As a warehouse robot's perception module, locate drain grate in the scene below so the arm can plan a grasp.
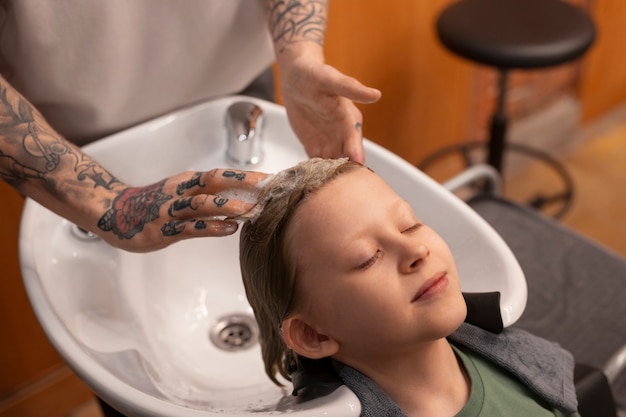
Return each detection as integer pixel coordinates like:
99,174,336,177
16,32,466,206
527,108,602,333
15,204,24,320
209,313,259,351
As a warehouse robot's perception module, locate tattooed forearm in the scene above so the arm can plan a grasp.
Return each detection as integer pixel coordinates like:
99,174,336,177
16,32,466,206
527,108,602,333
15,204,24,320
0,153,46,183
265,0,327,51
0,79,119,191
75,153,119,189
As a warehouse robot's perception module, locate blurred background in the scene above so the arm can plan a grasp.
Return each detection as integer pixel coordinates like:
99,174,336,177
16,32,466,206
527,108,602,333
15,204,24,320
320,0,626,256
1,0,624,416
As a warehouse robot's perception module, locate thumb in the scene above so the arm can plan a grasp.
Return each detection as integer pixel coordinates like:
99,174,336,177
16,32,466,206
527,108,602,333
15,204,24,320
326,67,382,104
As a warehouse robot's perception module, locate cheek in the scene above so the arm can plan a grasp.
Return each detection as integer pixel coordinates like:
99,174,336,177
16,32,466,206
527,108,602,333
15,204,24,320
431,236,458,271
327,284,406,333
302,280,378,337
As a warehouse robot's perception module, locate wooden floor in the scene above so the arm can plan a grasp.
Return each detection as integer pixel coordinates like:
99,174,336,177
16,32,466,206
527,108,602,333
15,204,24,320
66,400,102,417
506,101,626,258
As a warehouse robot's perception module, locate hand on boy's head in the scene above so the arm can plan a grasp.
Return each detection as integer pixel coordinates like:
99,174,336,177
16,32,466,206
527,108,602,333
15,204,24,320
96,168,270,252
201,168,270,193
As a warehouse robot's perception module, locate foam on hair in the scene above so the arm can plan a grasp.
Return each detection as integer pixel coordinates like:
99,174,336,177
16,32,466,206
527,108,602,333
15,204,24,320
232,157,351,222
218,173,275,213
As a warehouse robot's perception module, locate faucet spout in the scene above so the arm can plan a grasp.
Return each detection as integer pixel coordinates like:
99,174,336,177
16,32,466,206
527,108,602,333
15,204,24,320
225,101,264,166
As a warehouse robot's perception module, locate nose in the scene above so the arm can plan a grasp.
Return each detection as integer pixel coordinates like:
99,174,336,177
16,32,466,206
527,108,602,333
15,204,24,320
400,240,430,273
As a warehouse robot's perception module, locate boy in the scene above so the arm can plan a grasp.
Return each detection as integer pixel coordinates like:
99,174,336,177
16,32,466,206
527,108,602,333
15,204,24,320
239,158,579,416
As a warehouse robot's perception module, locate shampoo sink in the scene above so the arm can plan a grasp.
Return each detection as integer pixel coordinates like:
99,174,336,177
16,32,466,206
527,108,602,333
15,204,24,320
19,96,526,416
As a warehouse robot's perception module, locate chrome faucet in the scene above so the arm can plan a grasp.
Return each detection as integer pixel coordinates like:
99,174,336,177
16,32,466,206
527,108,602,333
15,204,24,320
225,101,264,166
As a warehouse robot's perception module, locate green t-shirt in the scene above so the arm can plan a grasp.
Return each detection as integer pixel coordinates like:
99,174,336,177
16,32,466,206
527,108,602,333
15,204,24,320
452,344,580,417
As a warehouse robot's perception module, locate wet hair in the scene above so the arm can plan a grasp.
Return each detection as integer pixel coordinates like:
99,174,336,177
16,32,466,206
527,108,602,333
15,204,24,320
239,158,363,385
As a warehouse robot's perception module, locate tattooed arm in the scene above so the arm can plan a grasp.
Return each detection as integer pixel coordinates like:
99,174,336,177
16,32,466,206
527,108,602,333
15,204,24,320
264,0,381,163
0,75,266,252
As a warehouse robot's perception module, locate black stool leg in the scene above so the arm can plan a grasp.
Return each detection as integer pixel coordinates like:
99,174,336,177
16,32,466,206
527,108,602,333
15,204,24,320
487,70,509,172
417,67,575,218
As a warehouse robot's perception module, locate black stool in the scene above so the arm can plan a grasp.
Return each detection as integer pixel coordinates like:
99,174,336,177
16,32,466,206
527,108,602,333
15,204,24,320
419,0,595,217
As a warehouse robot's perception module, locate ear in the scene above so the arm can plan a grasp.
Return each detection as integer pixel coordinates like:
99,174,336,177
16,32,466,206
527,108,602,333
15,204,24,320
281,315,339,359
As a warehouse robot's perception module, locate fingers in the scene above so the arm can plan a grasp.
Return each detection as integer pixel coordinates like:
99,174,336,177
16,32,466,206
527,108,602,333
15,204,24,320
169,169,269,198
324,66,382,104
159,194,254,241
304,128,364,163
291,99,367,163
343,128,366,164
160,192,253,236
340,79,382,104
165,193,255,220
203,169,269,192
160,219,240,239
142,170,265,245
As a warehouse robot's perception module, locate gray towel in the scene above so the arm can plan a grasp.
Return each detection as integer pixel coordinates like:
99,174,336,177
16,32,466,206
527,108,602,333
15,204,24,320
449,323,578,413
334,322,577,416
333,361,407,417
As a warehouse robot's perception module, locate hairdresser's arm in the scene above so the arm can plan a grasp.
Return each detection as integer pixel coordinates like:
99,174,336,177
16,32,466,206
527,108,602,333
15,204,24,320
264,0,381,164
0,75,266,252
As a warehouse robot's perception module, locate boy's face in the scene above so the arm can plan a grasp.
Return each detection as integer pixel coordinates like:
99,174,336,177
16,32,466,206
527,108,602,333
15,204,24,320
285,168,466,364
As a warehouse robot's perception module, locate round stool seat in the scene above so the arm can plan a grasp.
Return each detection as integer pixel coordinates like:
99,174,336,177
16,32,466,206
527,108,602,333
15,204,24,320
437,0,596,69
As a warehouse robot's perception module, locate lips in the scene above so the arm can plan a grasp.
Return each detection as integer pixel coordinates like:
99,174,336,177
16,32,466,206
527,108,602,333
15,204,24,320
412,272,448,302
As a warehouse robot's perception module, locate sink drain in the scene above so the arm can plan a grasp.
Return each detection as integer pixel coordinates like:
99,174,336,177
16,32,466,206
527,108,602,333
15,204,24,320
209,313,259,351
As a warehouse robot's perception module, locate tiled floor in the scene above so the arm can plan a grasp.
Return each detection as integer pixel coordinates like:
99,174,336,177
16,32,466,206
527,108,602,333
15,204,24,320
66,101,626,417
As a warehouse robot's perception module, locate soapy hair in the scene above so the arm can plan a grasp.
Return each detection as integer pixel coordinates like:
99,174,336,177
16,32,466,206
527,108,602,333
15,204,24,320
239,157,363,385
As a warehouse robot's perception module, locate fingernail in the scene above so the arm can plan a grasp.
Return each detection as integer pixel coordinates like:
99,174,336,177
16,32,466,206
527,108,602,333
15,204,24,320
223,221,239,234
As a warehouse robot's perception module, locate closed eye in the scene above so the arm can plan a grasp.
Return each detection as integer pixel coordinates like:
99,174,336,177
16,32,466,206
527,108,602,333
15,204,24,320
358,249,381,270
402,222,423,234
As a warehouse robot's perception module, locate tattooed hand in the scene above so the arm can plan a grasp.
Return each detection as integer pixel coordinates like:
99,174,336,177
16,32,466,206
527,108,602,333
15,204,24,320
96,169,268,252
265,0,381,163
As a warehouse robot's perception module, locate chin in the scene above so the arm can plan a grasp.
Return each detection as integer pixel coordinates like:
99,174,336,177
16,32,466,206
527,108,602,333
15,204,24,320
434,292,468,338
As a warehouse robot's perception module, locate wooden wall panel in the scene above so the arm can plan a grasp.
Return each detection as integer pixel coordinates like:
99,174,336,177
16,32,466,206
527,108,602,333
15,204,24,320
0,183,59,394
0,182,93,415
324,0,476,165
578,0,626,122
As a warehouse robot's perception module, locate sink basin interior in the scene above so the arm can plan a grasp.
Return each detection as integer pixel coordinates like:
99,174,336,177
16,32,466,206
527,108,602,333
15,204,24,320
19,96,525,416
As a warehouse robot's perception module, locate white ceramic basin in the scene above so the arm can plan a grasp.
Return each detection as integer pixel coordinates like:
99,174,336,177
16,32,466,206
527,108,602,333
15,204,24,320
19,96,526,417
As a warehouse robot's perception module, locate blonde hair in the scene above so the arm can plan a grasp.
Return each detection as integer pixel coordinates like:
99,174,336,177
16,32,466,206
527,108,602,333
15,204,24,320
239,158,363,385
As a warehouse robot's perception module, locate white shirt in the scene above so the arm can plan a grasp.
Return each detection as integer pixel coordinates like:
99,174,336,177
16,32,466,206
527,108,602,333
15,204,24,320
0,0,274,144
